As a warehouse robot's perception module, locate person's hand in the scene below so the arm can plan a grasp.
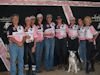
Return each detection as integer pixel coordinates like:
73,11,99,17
32,46,36,53
50,32,54,36
89,39,94,42
44,32,51,36
17,42,23,47
26,35,31,39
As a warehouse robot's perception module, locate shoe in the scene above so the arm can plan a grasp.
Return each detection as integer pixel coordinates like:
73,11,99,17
24,64,29,70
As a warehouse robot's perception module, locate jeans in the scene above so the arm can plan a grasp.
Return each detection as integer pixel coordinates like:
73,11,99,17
9,43,24,75
79,40,86,62
24,42,35,70
35,41,44,71
86,40,95,72
44,38,55,70
68,38,79,51
54,38,68,66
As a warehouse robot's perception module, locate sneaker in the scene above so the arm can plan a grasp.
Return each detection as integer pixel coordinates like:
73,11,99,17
25,64,29,70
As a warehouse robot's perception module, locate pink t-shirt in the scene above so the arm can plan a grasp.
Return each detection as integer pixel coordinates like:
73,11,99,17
12,26,25,42
78,26,86,40
25,25,38,43
36,25,44,42
32,25,38,39
67,25,78,38
55,24,68,39
85,25,98,40
44,22,55,38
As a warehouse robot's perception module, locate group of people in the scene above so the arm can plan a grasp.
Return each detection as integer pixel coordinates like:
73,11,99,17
7,13,99,75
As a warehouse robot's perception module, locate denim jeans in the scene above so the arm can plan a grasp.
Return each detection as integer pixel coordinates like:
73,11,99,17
9,43,24,75
35,41,44,71
86,40,95,72
44,38,55,70
54,38,68,66
24,42,35,70
79,40,86,62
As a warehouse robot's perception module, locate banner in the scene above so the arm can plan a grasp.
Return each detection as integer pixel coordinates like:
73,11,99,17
0,38,10,71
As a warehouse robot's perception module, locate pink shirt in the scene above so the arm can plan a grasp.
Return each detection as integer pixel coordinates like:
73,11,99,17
25,25,38,43
36,24,44,42
85,25,98,40
67,25,78,38
78,26,86,40
32,25,38,39
44,22,55,38
12,26,25,42
55,24,68,39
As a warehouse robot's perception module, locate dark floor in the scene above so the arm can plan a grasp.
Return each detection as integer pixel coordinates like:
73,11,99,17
0,63,100,75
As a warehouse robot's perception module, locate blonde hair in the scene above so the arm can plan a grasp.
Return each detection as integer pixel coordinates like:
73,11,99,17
84,16,92,25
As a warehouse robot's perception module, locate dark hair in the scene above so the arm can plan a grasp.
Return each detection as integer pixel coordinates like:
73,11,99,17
11,14,19,20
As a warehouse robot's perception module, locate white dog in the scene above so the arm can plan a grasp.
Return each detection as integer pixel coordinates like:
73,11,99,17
67,51,80,73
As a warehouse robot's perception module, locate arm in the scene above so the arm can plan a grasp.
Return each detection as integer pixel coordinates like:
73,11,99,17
91,26,99,41
89,26,99,42
93,33,99,41
9,37,18,44
31,38,36,53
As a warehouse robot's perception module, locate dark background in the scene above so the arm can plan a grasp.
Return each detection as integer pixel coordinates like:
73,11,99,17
0,6,67,71
70,6,100,31
0,5,100,71
0,5,67,44
0,5,67,25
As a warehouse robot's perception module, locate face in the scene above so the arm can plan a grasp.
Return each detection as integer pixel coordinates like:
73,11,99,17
31,19,35,25
57,19,62,24
12,16,19,25
46,16,52,23
25,19,31,27
38,17,43,23
78,19,83,26
84,18,91,26
70,19,75,25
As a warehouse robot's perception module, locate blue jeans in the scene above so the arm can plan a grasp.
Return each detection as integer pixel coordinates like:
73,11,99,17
35,41,44,71
44,38,55,70
24,42,35,70
79,40,86,62
9,43,24,75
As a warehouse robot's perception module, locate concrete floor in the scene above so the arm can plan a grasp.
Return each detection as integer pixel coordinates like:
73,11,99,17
0,63,100,75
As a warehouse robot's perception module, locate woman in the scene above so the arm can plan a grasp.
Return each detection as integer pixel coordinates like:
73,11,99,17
55,16,68,69
24,16,37,72
35,13,44,73
84,16,98,74
7,14,25,75
30,15,36,28
67,17,81,65
67,17,79,51
44,14,55,71
78,18,86,68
